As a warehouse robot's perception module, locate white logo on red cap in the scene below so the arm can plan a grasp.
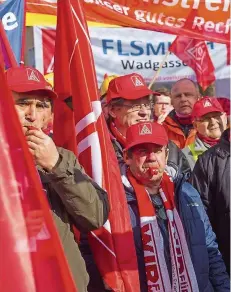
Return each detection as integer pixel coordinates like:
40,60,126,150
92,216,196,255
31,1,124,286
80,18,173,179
203,100,212,108
131,76,144,87
139,123,152,135
27,68,40,82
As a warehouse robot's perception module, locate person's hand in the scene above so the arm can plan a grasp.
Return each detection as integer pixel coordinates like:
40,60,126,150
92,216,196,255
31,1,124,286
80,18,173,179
25,210,44,237
26,127,59,172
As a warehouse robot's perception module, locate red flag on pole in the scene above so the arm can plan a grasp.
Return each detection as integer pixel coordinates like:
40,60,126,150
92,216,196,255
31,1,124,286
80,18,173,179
53,0,140,291
226,43,230,65
169,36,216,91
0,20,18,68
0,54,77,292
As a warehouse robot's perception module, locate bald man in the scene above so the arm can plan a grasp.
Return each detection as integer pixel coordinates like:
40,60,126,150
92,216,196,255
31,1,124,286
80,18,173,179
163,79,199,149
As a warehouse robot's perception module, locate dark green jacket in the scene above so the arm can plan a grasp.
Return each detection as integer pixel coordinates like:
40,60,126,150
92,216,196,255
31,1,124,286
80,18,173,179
38,147,109,292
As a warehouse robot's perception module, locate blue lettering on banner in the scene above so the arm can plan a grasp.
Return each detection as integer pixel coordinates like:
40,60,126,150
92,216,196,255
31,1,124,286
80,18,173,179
0,0,25,65
102,39,114,54
130,41,144,56
102,39,215,56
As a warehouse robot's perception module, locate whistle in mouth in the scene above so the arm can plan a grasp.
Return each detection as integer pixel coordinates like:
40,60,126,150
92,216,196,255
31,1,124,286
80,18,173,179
148,167,159,176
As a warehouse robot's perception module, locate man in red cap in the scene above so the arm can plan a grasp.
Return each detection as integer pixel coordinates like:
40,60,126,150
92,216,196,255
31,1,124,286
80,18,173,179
106,73,156,139
182,96,227,170
190,98,230,274
6,66,109,292
122,121,229,292
106,73,191,176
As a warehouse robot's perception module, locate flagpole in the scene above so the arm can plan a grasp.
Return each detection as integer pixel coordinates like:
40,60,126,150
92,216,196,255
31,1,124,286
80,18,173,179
148,50,170,89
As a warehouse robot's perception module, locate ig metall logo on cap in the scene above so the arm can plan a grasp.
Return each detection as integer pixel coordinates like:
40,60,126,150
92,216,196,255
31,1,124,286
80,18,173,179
139,123,152,135
203,99,212,108
27,68,40,82
131,75,144,87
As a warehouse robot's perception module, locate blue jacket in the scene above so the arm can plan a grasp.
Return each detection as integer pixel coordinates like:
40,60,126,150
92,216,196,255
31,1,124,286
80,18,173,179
122,171,229,292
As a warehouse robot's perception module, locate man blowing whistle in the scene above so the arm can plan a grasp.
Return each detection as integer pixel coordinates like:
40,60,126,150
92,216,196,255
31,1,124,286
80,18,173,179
5,66,109,292
121,121,229,292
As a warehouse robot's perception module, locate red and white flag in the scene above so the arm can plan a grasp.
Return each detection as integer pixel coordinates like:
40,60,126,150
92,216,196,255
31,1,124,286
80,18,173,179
53,0,139,291
0,53,77,291
226,43,230,65
169,36,216,91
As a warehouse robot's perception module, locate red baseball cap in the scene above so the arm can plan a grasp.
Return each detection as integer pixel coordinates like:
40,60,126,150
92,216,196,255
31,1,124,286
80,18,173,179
106,73,160,103
125,122,168,151
192,96,224,120
5,66,57,99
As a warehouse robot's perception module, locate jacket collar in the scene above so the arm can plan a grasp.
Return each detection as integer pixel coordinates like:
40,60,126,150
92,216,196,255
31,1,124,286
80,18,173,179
215,129,230,158
194,136,210,152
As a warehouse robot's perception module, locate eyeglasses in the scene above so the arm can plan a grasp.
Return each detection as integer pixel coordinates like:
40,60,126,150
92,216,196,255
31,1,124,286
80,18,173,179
122,103,152,111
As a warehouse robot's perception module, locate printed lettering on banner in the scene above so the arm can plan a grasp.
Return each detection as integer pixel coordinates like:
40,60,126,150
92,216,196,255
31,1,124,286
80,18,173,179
139,123,152,135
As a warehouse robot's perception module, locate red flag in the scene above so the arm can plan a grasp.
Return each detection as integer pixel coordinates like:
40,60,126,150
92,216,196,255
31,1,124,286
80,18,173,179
169,36,216,91
0,54,77,291
0,20,18,68
226,43,230,65
53,0,140,291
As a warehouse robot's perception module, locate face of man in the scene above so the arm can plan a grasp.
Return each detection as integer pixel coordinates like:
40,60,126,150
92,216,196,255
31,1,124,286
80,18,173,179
193,112,227,139
109,97,151,136
124,143,167,185
153,95,172,117
13,92,52,134
171,80,199,115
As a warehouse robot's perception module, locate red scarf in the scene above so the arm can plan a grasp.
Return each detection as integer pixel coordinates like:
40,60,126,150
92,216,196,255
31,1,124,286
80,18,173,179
197,132,219,147
109,121,126,147
127,170,199,292
175,112,193,125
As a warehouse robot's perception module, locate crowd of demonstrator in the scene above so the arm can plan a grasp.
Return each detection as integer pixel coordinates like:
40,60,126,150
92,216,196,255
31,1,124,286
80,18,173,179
6,66,230,292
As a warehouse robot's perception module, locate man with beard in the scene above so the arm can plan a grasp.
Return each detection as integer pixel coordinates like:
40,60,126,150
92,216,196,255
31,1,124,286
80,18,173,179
122,121,229,292
182,97,227,170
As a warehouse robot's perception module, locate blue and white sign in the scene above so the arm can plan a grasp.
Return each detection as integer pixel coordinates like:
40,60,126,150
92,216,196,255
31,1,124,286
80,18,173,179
89,27,230,97
0,0,25,64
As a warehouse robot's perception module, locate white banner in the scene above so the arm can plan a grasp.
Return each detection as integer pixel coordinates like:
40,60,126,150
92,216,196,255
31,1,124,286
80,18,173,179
89,27,230,84
33,26,230,96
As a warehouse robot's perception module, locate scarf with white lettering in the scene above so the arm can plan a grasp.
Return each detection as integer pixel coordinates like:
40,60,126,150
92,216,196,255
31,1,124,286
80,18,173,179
127,169,199,292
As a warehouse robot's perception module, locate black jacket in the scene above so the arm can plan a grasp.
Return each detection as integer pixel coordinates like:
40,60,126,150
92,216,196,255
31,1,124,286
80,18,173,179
191,129,230,274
